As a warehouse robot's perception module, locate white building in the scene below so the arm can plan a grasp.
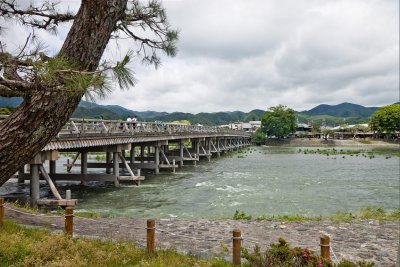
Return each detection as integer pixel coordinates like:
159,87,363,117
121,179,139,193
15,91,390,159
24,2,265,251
229,121,261,132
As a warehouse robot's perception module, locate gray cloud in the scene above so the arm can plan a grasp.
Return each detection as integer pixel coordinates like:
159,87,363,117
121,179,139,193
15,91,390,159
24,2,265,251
2,0,399,113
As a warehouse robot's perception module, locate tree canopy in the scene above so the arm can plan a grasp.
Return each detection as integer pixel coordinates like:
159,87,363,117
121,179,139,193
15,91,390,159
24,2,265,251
0,0,178,185
261,105,296,138
369,104,400,135
251,128,265,144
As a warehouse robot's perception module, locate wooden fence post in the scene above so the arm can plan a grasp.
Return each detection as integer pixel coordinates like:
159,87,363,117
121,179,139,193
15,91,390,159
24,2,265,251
147,219,155,253
320,234,330,261
64,207,74,237
232,229,241,266
0,198,4,228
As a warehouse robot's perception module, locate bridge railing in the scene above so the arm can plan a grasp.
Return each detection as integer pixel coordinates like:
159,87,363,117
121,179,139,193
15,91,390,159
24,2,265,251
0,115,249,137
58,118,249,137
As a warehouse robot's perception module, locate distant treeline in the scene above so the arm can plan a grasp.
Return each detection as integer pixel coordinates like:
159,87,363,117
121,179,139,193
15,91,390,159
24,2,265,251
0,97,389,126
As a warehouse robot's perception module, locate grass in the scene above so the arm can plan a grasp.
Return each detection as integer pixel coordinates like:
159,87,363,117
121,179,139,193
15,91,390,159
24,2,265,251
256,214,323,222
357,140,371,144
1,221,373,267
299,148,399,158
0,220,231,267
234,207,400,223
328,207,400,223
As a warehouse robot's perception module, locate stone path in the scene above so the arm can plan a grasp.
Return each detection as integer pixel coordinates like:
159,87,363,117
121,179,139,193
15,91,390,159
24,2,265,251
4,205,399,267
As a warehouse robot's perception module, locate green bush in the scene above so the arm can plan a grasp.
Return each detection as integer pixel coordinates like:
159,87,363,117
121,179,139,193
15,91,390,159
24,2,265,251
242,238,375,267
233,210,252,220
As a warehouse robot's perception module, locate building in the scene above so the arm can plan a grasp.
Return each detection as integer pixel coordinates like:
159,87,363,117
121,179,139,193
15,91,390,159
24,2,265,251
229,121,261,132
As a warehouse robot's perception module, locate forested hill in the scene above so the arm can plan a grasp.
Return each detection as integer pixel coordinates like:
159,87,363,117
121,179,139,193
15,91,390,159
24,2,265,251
302,102,378,117
0,97,393,126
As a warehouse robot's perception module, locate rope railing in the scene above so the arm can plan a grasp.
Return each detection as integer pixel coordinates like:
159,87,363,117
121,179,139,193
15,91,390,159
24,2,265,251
1,201,341,264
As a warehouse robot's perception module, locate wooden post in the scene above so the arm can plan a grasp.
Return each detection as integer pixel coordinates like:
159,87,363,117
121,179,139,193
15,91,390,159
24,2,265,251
320,234,330,261
66,190,71,200
232,229,241,266
146,219,155,253
64,207,73,237
0,198,4,228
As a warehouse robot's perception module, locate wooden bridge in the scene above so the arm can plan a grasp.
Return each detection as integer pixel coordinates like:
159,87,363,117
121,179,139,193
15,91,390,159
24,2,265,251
1,116,251,207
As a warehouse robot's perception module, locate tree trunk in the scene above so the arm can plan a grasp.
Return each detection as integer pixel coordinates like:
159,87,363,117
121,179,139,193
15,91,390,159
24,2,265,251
0,0,128,186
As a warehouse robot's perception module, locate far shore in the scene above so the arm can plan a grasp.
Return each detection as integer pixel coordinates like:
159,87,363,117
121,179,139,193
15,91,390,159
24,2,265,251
263,138,399,147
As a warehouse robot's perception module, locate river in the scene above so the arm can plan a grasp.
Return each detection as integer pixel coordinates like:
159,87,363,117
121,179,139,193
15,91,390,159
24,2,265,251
1,146,399,219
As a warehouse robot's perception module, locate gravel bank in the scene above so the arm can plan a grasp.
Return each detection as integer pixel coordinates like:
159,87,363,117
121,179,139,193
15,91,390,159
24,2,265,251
4,205,399,266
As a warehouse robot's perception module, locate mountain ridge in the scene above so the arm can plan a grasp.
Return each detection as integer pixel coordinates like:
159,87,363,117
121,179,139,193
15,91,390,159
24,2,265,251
0,97,395,126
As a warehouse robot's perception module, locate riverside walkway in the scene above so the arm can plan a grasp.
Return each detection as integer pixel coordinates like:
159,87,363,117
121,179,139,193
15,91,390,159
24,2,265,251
0,116,250,206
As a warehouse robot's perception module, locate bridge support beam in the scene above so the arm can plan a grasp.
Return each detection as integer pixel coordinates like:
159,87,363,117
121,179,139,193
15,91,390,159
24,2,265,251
217,139,221,157
18,166,25,184
195,140,200,166
140,146,145,163
30,164,40,207
155,145,160,174
106,152,112,174
81,152,88,185
29,153,42,207
130,145,135,164
207,139,211,162
113,152,120,187
179,141,184,167
49,160,56,175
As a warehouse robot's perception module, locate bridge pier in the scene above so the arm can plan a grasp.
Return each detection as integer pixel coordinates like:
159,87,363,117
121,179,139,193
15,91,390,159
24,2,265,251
140,146,145,163
216,138,221,157
30,163,40,207
106,152,112,174
130,145,135,164
155,145,160,174
49,160,56,175
18,166,25,184
179,141,184,167
113,152,120,187
81,152,88,185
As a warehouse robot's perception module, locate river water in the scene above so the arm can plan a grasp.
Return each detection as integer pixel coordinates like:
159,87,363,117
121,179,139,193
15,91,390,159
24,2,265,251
1,146,399,219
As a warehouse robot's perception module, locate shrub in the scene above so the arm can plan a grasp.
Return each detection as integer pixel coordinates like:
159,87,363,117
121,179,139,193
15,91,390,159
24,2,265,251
242,238,374,267
233,210,252,220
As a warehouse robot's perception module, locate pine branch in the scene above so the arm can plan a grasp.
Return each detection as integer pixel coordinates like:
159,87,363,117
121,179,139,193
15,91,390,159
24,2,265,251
0,79,37,94
0,84,24,97
0,0,75,30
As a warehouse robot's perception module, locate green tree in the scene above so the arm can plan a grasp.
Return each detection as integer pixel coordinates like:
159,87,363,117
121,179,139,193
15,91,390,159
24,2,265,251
0,0,178,185
369,104,400,138
261,105,296,138
251,128,265,145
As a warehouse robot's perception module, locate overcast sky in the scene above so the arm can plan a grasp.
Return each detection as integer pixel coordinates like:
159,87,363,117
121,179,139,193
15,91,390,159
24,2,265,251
3,0,399,113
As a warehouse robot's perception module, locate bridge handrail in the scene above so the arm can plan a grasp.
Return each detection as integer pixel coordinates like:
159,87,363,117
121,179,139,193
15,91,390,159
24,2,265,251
0,115,249,137
59,118,249,137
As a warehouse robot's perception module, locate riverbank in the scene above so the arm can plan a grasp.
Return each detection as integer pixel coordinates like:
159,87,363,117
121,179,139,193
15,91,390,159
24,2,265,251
4,205,399,266
264,138,399,147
